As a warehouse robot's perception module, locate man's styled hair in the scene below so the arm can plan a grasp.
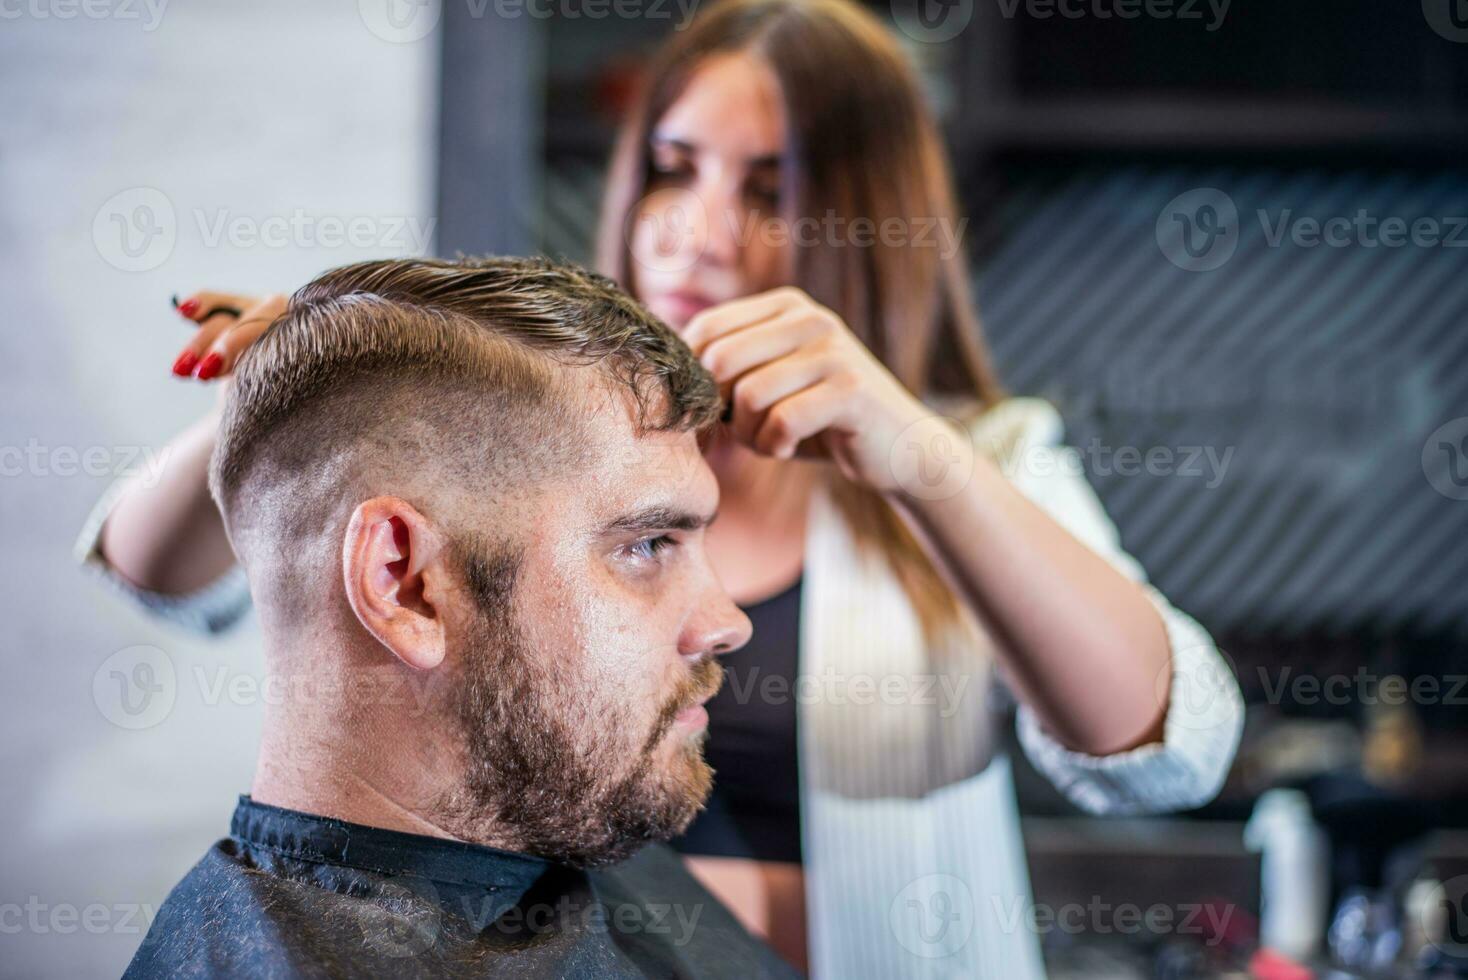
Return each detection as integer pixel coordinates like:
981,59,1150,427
209,255,722,615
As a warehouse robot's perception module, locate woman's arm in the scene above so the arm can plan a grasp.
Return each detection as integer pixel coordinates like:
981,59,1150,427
88,290,286,596
941,401,1243,812
98,408,235,594
889,421,1174,757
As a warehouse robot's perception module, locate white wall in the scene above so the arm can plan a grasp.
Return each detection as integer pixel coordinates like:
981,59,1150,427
0,2,435,974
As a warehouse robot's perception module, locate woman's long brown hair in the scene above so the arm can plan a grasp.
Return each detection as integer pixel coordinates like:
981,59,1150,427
597,0,1005,643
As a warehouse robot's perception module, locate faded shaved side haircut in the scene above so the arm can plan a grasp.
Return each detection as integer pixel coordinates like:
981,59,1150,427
208,255,722,618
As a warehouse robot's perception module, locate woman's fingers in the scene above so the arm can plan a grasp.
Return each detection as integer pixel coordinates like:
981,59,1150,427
197,294,287,380
699,310,828,388
170,292,286,380
688,287,865,459
172,290,257,376
681,285,806,356
728,350,833,448
752,380,849,460
175,290,255,324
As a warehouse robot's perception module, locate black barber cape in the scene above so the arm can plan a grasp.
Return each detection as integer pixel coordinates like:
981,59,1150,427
125,796,801,979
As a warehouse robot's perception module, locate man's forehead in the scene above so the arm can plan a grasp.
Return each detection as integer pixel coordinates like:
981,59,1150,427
554,378,715,518
594,426,717,514
575,382,705,466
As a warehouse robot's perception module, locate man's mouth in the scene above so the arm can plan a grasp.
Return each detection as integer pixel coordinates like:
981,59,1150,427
664,662,724,737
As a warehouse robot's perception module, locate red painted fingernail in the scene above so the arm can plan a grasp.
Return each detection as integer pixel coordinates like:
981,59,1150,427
171,351,199,377
194,352,223,380
178,298,201,318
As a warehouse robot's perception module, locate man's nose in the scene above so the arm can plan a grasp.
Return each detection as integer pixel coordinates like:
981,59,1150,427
682,590,753,659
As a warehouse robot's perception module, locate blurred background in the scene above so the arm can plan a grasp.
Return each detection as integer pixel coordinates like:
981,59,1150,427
2,0,1466,976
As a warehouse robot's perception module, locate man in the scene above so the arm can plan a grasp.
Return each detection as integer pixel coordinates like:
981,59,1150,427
125,257,796,978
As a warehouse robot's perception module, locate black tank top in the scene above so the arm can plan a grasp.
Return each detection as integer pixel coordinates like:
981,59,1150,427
672,575,804,864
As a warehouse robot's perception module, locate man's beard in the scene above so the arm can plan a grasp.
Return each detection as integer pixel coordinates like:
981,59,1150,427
441,540,723,868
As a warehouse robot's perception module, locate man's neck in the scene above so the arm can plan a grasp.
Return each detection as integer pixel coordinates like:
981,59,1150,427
250,707,498,846
252,767,459,840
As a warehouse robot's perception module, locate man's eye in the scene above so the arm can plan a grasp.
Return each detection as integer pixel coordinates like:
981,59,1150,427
626,535,677,563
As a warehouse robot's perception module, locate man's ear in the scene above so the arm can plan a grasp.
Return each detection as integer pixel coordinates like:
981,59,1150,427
341,497,449,671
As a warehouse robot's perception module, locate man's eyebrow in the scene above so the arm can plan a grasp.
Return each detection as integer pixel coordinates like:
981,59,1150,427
601,507,717,535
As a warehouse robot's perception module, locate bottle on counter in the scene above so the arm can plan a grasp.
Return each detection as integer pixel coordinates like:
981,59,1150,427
1245,788,1331,962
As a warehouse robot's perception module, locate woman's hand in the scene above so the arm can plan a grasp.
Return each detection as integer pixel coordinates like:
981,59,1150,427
682,286,954,494
99,286,286,594
171,291,288,382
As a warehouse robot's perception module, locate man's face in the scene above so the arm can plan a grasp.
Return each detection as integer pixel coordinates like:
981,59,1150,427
444,393,750,867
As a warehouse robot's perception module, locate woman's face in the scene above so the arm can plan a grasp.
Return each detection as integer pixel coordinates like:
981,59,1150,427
629,52,790,332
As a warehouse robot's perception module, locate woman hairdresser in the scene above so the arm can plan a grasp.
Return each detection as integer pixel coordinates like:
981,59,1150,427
79,0,1244,974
